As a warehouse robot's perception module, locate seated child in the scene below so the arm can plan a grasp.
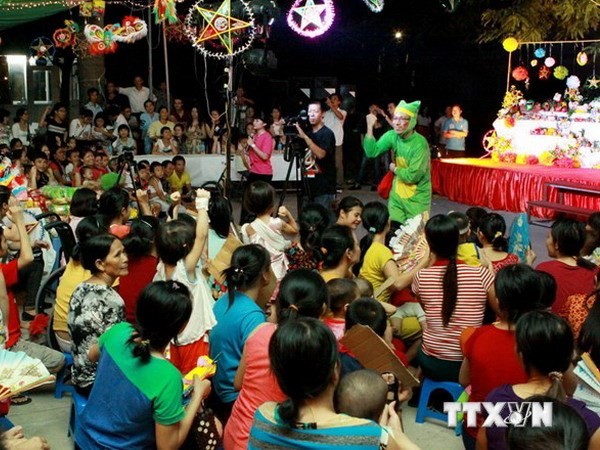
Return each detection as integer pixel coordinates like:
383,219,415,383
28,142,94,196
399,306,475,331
28,151,57,189
448,211,480,266
241,181,297,282
324,279,360,340
335,369,388,422
148,161,170,215
355,277,374,297
64,149,80,185
340,297,408,376
168,155,191,196
93,150,110,178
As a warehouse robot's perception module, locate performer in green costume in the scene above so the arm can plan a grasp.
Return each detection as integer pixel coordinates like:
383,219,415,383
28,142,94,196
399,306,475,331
363,100,431,224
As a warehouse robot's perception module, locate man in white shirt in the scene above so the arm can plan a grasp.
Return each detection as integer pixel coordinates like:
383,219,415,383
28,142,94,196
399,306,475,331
118,76,157,115
68,109,93,140
323,93,347,188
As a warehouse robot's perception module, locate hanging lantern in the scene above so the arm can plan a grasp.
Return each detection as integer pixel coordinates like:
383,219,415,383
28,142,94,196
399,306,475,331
534,47,545,58
530,59,538,67
577,51,588,66
544,57,555,67
539,65,550,80
502,37,518,52
553,65,569,80
512,66,529,81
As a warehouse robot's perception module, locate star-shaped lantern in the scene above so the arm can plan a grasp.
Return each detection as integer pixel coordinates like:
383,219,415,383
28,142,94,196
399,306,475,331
588,76,600,89
287,0,334,38
538,65,550,80
362,0,384,13
185,0,255,58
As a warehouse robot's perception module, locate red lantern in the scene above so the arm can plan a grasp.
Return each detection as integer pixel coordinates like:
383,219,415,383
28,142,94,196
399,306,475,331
511,66,529,81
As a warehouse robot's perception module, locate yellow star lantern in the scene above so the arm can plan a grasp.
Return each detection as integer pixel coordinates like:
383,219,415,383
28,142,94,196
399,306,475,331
185,0,255,59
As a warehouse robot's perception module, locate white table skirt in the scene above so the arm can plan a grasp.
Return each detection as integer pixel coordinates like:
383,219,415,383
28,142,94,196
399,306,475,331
134,153,298,186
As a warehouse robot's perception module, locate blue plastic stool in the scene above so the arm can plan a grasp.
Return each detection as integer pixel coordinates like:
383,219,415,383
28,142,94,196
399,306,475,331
68,392,87,439
415,378,465,436
54,352,75,399
0,416,14,431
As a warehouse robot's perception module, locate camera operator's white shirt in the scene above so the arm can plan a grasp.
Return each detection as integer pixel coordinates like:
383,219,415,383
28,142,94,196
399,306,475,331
324,109,346,146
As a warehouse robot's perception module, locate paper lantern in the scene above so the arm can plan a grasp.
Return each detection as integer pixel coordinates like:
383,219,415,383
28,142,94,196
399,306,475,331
287,0,335,38
553,65,569,80
530,59,538,67
566,75,580,89
511,66,529,81
539,65,550,80
534,47,545,58
502,37,518,52
544,57,555,67
577,51,588,66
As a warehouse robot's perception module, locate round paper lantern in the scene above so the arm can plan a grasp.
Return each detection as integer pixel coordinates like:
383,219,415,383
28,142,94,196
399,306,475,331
512,66,529,81
530,59,538,67
544,57,555,67
502,37,518,52
554,65,569,80
577,51,588,66
534,47,546,58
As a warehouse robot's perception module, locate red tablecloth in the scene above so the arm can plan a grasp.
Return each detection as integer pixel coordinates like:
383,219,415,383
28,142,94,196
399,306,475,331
431,158,600,218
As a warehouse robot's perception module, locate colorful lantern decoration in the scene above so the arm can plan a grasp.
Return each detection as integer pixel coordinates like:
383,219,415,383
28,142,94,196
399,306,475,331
362,0,383,13
29,37,55,64
511,66,529,81
553,65,569,80
84,24,119,55
165,17,189,43
53,20,80,49
577,51,588,66
154,0,178,24
287,0,335,38
114,16,148,43
530,59,538,67
587,76,600,89
539,65,551,80
566,75,580,90
544,57,555,67
185,0,255,59
502,37,518,52
534,47,545,58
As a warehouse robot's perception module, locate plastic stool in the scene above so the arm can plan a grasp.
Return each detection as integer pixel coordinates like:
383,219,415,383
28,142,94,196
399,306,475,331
0,416,14,431
415,378,465,436
68,392,87,438
54,353,75,399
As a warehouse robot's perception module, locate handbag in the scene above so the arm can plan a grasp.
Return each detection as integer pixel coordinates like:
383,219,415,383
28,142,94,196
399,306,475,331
181,407,222,450
377,171,394,200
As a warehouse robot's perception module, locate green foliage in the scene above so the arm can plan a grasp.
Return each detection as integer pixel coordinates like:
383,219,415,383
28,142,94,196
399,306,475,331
478,0,600,43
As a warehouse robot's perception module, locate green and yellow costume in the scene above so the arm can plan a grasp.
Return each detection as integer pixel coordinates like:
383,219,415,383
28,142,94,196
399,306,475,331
363,100,431,224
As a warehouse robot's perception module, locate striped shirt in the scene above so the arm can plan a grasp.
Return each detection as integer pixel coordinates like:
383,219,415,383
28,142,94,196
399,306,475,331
413,261,494,361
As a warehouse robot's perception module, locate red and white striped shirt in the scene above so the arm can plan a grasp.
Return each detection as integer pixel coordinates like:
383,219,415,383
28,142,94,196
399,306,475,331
412,261,494,361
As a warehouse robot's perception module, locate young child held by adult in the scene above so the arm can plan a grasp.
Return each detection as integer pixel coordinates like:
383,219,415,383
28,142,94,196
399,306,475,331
154,189,216,374
448,211,480,266
241,181,297,282
335,369,388,422
324,278,360,340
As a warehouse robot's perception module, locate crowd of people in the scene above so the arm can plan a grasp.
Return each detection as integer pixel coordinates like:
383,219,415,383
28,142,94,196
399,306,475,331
0,86,598,450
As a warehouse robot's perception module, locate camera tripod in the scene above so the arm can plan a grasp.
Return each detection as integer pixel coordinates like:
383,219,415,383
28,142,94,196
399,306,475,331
276,139,312,216
115,154,141,210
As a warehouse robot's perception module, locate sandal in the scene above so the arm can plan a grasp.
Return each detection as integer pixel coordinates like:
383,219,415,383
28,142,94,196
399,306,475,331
11,395,32,406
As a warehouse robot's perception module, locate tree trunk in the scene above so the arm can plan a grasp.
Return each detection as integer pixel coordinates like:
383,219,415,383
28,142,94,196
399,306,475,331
77,12,105,107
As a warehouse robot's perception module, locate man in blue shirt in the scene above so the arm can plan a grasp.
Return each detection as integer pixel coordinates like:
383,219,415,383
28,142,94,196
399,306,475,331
140,100,158,154
442,104,468,157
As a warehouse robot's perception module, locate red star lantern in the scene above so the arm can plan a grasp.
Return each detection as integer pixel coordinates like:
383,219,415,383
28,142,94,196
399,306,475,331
539,65,550,80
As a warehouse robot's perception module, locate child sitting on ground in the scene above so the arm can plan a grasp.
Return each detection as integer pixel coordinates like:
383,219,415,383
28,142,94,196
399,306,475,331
448,211,480,266
324,279,360,340
335,369,388,422
240,181,297,282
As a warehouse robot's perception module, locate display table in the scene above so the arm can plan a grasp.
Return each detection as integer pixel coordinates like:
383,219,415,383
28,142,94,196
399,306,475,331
133,153,297,186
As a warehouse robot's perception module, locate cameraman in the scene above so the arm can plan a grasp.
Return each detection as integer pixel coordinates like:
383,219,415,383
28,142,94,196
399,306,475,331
295,99,336,213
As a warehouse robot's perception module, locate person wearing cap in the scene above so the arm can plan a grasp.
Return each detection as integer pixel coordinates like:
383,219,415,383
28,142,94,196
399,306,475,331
363,100,431,225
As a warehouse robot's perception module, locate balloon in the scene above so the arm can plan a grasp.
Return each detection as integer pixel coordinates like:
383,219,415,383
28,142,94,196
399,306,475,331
502,37,519,52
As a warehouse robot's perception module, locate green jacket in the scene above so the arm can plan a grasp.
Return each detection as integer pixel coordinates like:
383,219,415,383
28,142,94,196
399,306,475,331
364,130,431,223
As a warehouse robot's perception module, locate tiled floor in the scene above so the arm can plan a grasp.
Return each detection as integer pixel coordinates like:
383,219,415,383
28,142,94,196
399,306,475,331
5,187,552,450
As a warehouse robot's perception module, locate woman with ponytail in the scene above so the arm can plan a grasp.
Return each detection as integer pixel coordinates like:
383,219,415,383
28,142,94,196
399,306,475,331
119,216,159,323
537,219,598,317
224,269,328,449
248,317,418,449
477,213,521,272
319,224,361,282
286,203,331,271
209,244,275,423
481,311,600,450
413,214,495,382
358,201,428,313
76,281,213,450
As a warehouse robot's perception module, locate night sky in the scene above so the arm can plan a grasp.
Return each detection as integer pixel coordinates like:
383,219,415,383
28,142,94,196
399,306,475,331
0,0,579,153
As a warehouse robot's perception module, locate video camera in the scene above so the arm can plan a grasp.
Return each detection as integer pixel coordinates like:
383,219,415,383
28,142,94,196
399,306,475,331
283,110,310,137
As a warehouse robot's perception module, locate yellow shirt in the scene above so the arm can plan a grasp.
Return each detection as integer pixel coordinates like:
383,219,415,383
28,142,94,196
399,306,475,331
53,261,90,333
359,242,394,303
457,242,481,266
169,171,191,192
148,120,175,140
